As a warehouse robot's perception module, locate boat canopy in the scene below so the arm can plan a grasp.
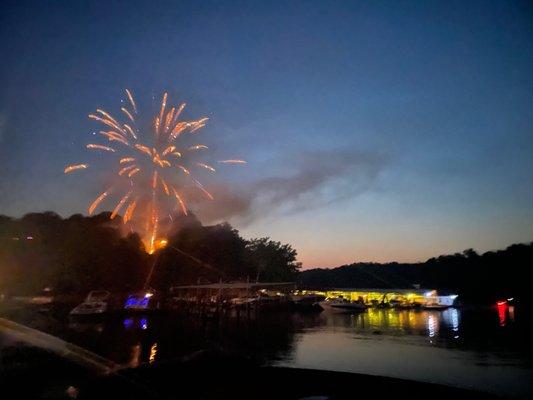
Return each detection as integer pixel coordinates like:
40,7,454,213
171,282,295,290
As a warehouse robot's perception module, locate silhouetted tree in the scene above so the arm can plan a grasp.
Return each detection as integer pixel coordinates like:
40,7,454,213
246,238,301,282
0,212,147,296
0,212,303,296
153,221,252,289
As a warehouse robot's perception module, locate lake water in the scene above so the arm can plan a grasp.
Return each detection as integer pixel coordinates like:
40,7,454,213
4,304,532,397
272,308,533,397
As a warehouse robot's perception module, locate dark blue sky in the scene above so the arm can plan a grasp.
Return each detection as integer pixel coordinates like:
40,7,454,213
1,0,532,267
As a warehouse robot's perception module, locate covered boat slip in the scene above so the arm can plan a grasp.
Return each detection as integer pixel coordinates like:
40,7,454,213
169,282,296,303
168,283,457,308
299,288,458,308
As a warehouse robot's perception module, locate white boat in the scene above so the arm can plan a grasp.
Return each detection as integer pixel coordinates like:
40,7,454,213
324,298,368,312
69,290,110,316
230,297,257,306
423,294,458,310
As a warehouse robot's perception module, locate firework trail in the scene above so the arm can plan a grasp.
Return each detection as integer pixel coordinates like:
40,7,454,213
65,90,245,254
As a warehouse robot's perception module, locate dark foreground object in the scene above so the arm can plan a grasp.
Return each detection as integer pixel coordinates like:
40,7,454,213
80,353,501,400
0,316,502,400
1,346,503,400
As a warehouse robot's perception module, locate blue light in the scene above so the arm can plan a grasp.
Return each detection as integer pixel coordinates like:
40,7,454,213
124,294,150,309
123,317,134,329
451,308,459,332
140,318,148,330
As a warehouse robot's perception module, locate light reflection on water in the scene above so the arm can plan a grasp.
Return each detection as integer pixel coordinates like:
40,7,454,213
62,306,532,397
321,308,461,341
273,307,532,397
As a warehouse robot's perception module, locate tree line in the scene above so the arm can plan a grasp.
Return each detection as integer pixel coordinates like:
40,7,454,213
2,211,530,305
0,212,301,296
299,244,533,304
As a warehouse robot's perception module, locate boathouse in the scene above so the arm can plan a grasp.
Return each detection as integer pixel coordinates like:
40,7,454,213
299,288,457,307
169,282,295,303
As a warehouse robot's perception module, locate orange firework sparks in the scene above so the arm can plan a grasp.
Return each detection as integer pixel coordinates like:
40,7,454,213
174,103,186,122
123,198,138,223
152,171,158,189
157,92,168,135
65,89,245,253
87,144,116,152
196,162,216,172
194,179,214,200
160,178,170,195
125,89,137,113
170,121,189,139
99,131,129,146
121,107,135,123
162,145,176,156
64,164,88,174
128,167,141,178
177,165,190,175
172,187,188,216
88,190,110,215
118,164,137,176
135,144,152,156
123,124,137,140
89,114,125,134
163,107,174,133
111,190,132,219
96,109,120,126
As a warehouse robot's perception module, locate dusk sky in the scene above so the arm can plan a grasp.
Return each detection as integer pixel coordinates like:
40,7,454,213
1,0,532,268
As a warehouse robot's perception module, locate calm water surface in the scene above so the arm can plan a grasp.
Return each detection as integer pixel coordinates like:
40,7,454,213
9,305,532,397
272,308,533,397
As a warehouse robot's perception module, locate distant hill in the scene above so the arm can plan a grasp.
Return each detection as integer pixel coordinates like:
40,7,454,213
298,243,533,304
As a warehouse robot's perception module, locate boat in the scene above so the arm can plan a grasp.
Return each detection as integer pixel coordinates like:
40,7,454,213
423,294,458,310
290,294,325,311
324,298,368,312
256,294,287,309
124,289,160,312
230,297,257,306
69,290,110,316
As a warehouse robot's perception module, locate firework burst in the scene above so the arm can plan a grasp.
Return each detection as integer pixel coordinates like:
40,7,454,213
65,90,246,254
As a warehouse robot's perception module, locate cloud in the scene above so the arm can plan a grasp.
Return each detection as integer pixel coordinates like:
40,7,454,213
194,148,390,225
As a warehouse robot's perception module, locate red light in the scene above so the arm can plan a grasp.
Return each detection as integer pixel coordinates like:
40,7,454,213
497,301,508,326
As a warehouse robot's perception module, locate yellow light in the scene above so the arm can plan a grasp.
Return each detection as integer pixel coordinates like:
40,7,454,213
149,343,158,364
149,238,168,254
